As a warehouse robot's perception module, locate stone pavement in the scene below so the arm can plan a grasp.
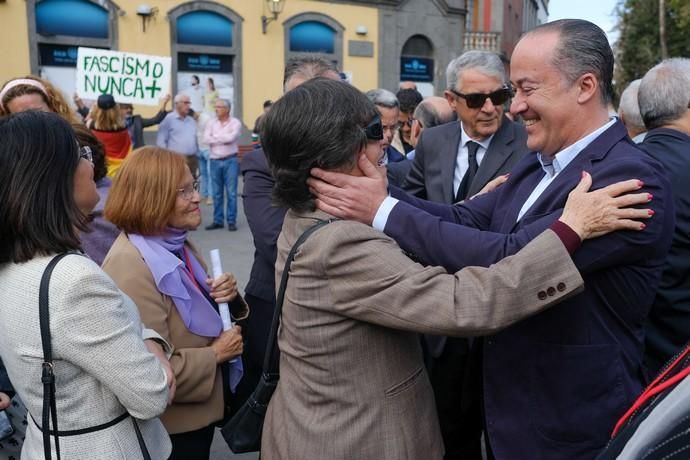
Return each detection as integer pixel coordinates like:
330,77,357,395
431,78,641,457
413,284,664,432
191,181,260,460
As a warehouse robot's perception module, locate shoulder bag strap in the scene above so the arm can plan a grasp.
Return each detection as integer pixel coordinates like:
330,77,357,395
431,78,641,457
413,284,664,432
39,253,72,460
39,253,151,460
261,218,337,374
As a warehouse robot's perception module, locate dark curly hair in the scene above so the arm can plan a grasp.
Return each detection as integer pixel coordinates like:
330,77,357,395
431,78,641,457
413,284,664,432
261,78,377,212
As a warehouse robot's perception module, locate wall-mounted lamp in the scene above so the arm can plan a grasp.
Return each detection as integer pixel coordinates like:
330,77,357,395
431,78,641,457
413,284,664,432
261,0,286,34
355,25,368,36
136,4,158,33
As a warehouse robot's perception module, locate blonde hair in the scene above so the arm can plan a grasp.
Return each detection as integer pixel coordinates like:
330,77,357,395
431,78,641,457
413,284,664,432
0,75,81,124
105,147,187,235
91,103,125,131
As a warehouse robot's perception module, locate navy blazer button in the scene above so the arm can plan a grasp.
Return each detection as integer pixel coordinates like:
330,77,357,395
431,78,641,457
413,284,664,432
547,287,556,296
538,290,547,300
557,282,566,292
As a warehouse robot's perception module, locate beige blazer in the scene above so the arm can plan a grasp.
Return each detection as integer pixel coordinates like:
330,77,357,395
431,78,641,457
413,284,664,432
261,210,584,460
102,233,248,434
0,254,170,460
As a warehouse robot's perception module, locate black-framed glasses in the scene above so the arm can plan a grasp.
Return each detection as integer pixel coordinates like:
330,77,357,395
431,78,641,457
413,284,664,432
78,145,93,163
363,114,384,141
449,86,513,109
177,180,200,200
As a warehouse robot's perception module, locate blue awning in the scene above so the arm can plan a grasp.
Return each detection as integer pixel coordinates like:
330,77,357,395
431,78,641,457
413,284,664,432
36,0,109,39
177,11,233,47
289,21,335,54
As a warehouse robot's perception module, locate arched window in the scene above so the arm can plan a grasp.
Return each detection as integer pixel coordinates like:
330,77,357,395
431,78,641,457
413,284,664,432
289,21,335,54
36,0,108,39
177,10,233,47
402,35,434,58
168,2,243,120
27,0,118,101
400,35,435,83
283,13,344,67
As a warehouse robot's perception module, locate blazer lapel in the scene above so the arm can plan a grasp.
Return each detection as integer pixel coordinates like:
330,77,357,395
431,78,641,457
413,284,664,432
508,120,627,231
469,116,515,197
442,124,463,203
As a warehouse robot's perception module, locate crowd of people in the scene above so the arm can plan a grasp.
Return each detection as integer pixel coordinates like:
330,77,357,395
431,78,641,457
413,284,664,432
0,16,689,460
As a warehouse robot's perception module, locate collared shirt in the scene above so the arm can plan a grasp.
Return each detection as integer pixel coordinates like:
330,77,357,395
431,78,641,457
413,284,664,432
156,112,197,156
372,117,617,233
516,118,616,221
453,123,494,197
203,116,242,160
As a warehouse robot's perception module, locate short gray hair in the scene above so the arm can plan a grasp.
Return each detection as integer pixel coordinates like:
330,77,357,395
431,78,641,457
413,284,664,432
366,88,399,109
216,98,231,109
639,58,690,130
413,98,456,129
618,79,644,132
174,93,189,104
446,51,506,91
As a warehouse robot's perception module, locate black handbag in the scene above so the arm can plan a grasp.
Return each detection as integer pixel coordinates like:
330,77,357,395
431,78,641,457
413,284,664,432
221,218,335,453
37,253,152,460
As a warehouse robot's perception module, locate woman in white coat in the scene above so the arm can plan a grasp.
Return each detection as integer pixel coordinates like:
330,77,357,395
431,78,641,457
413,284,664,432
0,111,172,459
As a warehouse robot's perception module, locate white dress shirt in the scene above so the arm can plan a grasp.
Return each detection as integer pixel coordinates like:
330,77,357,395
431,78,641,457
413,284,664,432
453,124,493,197
515,118,616,221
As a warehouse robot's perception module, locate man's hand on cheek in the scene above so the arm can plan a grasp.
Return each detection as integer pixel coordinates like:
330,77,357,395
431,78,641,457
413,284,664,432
307,154,388,225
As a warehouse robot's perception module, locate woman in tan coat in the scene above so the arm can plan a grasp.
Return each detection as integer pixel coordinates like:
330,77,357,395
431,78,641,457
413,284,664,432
258,78,654,459
102,147,247,460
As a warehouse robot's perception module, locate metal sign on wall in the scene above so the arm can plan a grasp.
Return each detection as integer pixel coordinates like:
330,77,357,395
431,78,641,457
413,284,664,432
400,57,434,82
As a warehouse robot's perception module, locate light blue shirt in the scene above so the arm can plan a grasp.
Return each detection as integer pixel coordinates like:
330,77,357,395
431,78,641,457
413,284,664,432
515,118,616,221
156,112,198,156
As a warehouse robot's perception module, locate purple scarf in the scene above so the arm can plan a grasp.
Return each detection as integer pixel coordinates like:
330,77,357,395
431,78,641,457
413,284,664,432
129,228,223,338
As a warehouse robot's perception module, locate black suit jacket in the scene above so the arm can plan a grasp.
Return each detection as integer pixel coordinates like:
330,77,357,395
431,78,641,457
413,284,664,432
240,148,286,303
129,110,168,148
642,127,690,375
402,116,529,203
387,159,412,188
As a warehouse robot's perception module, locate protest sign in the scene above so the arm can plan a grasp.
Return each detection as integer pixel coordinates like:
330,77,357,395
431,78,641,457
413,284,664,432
76,47,171,106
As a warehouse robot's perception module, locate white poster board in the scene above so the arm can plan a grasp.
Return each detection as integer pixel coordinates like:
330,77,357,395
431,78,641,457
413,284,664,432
76,47,171,106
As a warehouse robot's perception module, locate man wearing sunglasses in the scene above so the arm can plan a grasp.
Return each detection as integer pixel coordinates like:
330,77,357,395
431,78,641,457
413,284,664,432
402,51,529,208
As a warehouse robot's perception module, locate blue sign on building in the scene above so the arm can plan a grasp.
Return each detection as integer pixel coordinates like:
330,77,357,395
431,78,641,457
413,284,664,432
39,44,87,67
178,52,232,72
400,57,434,82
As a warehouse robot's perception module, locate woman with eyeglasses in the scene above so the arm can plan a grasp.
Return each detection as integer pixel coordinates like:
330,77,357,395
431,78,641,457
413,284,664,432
101,147,247,460
0,111,172,459
257,78,654,459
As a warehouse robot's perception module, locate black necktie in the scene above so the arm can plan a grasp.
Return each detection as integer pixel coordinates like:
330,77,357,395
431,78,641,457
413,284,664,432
456,141,480,202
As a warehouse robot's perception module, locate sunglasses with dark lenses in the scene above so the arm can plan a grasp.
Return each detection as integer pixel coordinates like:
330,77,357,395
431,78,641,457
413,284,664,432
363,114,384,141
449,86,513,109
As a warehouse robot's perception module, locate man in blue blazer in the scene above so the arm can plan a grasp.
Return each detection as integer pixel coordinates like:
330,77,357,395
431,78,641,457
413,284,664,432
308,20,675,459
